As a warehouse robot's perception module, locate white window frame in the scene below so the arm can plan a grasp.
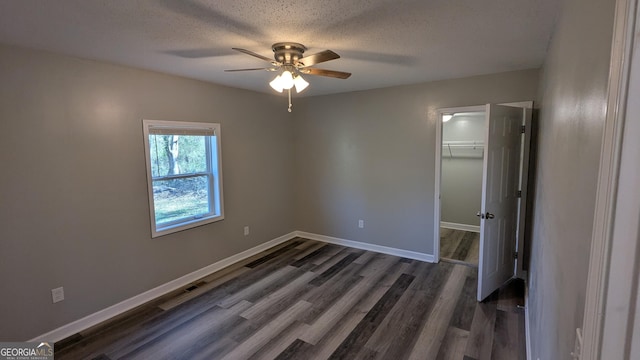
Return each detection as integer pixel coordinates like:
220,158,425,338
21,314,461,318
142,119,224,238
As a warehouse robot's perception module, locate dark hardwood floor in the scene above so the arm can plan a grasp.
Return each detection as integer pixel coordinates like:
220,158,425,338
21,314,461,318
55,238,525,360
440,228,480,266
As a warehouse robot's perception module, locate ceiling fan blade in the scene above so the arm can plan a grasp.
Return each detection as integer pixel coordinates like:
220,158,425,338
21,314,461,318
224,68,277,72
232,48,275,63
300,68,352,79
297,50,340,67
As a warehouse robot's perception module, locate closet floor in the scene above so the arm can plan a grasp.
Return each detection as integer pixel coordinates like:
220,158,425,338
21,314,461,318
440,228,480,266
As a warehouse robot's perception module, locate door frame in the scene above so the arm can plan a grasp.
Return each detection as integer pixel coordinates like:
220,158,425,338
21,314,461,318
434,101,533,279
506,101,534,279
582,0,638,357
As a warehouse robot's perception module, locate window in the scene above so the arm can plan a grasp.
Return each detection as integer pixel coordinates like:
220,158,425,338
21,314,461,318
142,120,224,237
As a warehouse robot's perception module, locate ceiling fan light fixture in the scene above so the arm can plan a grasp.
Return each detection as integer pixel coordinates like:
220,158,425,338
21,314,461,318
228,43,351,111
269,75,284,92
293,75,309,93
280,70,294,89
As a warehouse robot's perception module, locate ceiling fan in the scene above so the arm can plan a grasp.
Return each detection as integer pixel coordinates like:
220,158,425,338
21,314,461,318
225,42,351,112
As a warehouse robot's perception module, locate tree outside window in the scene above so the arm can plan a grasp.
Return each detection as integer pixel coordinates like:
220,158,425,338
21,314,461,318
143,120,224,237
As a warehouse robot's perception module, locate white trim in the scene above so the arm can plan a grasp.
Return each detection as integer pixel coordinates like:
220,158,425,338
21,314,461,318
525,283,532,360
501,101,534,109
296,231,436,263
502,101,534,279
29,231,298,343
440,221,481,233
517,106,532,279
581,0,637,358
434,111,443,262
597,0,640,358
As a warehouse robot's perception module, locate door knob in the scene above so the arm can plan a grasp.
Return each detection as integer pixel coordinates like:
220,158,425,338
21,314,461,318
476,211,484,219
485,212,495,219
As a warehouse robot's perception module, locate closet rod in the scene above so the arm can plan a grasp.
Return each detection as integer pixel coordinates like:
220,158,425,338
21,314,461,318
442,141,484,149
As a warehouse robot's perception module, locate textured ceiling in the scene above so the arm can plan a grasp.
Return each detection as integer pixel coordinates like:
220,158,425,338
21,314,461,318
0,0,558,96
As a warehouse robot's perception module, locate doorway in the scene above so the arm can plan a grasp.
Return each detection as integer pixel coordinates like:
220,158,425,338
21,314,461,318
439,110,486,267
434,102,533,301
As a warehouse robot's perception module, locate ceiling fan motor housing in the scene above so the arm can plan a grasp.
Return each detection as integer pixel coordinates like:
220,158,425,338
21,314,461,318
272,42,307,64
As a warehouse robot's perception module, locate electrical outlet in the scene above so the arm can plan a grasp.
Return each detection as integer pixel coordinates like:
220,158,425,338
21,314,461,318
51,287,64,303
244,226,250,236
358,220,364,228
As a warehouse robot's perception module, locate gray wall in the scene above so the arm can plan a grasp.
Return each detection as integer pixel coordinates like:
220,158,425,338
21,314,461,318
441,114,485,226
0,44,295,340
293,69,539,255
528,0,615,358
0,44,542,342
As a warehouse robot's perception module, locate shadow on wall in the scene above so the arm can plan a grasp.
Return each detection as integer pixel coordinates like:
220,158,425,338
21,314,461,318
523,107,540,272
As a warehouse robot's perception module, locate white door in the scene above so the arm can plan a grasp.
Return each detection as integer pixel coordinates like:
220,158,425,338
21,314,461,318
477,104,523,301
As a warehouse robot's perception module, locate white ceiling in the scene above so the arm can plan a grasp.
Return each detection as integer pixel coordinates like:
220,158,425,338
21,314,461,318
0,0,558,96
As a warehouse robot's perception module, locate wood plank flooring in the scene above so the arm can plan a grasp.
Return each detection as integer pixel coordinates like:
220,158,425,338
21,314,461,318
54,238,525,360
440,228,480,266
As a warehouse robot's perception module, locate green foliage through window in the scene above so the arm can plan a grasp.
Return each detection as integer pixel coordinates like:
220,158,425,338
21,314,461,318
149,135,208,177
143,120,224,237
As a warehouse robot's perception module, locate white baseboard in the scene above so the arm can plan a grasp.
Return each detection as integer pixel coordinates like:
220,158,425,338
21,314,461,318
525,282,532,360
30,231,298,343
440,221,480,233
296,231,436,263
31,230,436,343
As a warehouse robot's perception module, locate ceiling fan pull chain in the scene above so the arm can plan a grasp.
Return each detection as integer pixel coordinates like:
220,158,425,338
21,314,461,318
288,88,293,112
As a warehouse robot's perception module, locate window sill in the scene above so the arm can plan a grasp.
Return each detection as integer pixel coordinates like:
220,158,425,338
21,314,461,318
152,214,224,238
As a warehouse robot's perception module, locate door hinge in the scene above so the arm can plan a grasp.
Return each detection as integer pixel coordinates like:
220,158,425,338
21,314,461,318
521,125,526,134
513,251,518,259
517,190,522,198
